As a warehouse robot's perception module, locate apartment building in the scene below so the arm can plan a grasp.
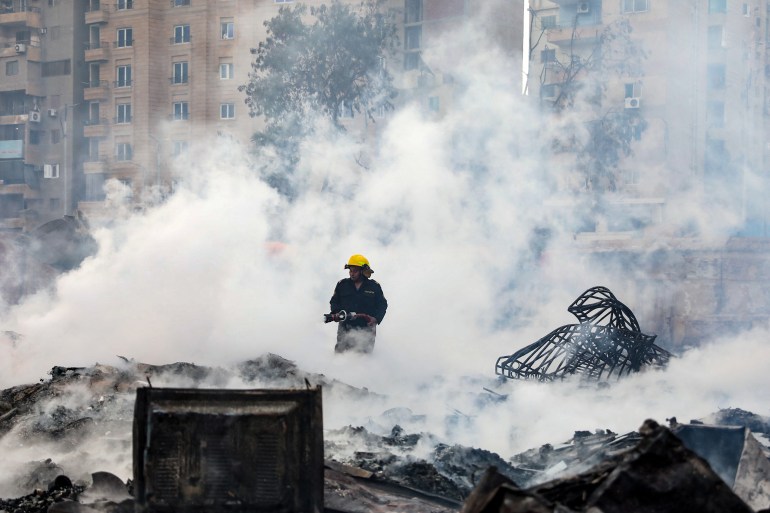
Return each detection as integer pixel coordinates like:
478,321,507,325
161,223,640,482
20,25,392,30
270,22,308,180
528,0,769,237
398,0,524,117
0,0,86,232
78,0,293,219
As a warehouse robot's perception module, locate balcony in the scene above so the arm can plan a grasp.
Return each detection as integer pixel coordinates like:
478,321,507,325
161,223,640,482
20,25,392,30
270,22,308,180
84,117,110,137
0,40,40,61
0,6,42,29
84,80,110,100
83,158,108,174
85,6,109,24
0,106,33,125
85,41,109,61
546,24,601,47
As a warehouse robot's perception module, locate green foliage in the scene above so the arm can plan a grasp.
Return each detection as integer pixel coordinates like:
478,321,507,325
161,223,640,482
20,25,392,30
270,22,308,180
239,0,399,128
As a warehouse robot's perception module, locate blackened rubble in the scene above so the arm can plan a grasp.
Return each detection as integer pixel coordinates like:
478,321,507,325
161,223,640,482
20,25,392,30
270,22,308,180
496,286,672,382
2,355,769,512
462,420,758,513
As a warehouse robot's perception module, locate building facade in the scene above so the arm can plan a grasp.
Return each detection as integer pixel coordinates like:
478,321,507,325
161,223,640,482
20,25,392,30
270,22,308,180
0,0,86,231
528,0,770,237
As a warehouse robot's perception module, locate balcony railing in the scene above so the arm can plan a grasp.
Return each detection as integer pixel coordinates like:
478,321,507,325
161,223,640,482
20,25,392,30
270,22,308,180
113,79,133,88
0,5,41,14
0,105,35,116
169,36,192,44
84,117,109,126
113,40,134,48
85,79,110,89
85,40,109,50
170,76,190,84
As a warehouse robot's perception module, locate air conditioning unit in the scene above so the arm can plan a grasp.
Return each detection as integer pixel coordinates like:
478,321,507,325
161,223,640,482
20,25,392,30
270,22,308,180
43,164,60,179
15,43,27,54
48,108,58,117
29,111,42,122
624,97,641,109
577,2,591,14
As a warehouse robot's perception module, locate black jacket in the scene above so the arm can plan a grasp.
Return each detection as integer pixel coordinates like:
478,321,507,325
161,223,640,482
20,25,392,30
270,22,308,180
330,278,388,328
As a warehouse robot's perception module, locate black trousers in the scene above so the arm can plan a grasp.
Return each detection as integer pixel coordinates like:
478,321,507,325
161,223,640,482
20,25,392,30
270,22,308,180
335,324,376,353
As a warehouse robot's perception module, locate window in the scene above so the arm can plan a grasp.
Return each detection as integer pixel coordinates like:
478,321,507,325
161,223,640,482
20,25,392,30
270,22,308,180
116,103,132,123
51,129,60,144
708,25,726,49
624,82,642,98
708,100,725,128
85,174,106,201
172,140,189,156
117,27,132,48
88,101,100,123
405,26,421,50
338,101,353,119
42,60,71,77
707,63,726,89
404,52,420,70
44,164,59,178
621,0,648,13
173,24,190,44
29,130,43,145
221,18,234,39
428,96,439,112
117,0,133,9
6,60,18,76
540,48,556,64
116,64,132,87
219,62,233,79
274,0,294,3
173,61,188,84
88,138,100,160
541,83,559,99
115,142,133,161
173,0,190,6
173,101,189,120
541,15,557,29
708,0,727,13
220,103,235,119
743,3,750,16
87,63,100,87
405,0,422,23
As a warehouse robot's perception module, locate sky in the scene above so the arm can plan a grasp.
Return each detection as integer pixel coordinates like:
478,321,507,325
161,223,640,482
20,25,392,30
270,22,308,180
1,0,770,496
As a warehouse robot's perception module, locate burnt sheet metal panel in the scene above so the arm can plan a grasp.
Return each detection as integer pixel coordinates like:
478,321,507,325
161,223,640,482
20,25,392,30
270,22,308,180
133,387,323,513
673,424,746,488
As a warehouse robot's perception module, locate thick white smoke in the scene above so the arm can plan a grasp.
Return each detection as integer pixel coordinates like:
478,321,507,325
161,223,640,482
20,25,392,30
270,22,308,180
1,0,769,496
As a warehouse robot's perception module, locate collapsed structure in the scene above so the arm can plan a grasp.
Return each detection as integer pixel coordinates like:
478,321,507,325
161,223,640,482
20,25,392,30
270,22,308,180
496,287,672,381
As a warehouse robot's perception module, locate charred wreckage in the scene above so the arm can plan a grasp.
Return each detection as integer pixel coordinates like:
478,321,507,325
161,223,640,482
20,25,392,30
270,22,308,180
1,289,769,512
496,287,672,382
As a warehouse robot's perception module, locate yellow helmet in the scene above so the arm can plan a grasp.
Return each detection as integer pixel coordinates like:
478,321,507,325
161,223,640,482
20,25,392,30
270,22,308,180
345,254,373,273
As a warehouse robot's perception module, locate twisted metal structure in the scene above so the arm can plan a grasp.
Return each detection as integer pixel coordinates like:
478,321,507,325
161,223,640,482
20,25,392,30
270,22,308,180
496,286,672,382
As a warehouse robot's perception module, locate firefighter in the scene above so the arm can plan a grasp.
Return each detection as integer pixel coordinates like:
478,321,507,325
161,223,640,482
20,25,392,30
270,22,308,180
328,254,388,353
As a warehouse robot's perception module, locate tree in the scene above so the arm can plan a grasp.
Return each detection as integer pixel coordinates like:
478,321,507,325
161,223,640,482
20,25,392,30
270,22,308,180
240,0,398,130
531,15,648,192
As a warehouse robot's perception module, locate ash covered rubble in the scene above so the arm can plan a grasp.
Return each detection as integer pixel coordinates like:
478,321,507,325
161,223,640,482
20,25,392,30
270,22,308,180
1,354,770,512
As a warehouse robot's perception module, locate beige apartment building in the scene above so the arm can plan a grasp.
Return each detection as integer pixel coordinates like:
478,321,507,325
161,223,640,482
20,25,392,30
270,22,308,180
528,0,769,237
527,0,770,346
2,0,524,229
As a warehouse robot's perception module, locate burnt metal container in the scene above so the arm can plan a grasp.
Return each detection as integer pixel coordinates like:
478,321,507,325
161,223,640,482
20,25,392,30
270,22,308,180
133,387,323,513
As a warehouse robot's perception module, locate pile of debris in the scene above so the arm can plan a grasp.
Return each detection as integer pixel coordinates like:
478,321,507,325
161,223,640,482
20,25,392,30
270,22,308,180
1,354,769,512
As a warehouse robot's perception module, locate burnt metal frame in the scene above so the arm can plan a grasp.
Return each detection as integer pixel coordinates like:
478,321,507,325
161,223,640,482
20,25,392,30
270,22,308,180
496,286,672,381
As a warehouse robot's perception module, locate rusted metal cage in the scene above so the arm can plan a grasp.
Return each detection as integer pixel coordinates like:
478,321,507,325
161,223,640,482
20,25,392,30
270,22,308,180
496,286,672,381
133,387,323,513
